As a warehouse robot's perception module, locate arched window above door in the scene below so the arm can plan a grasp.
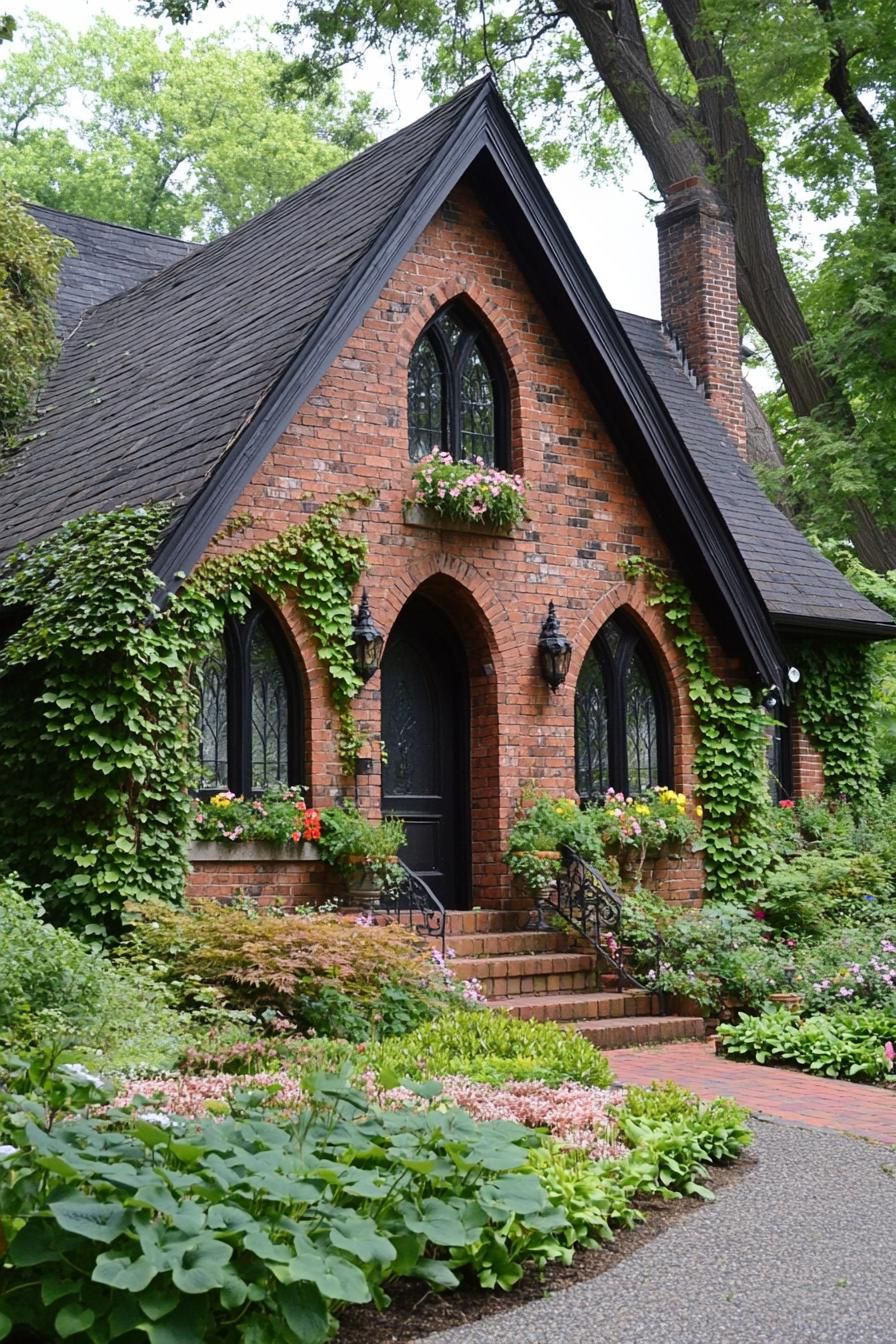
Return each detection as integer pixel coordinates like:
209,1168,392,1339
196,601,303,796
574,614,671,801
407,302,508,467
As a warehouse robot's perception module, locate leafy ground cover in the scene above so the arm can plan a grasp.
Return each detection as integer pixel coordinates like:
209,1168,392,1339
0,1051,750,1343
0,869,756,1341
717,1006,896,1083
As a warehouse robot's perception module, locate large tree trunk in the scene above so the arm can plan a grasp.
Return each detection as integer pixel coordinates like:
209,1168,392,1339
561,0,896,570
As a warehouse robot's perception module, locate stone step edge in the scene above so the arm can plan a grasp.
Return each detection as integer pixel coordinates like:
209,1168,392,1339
573,1015,706,1048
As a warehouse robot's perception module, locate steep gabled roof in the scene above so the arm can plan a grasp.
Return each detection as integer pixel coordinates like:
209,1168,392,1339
3,79,891,688
26,204,196,333
618,313,894,640
2,82,488,569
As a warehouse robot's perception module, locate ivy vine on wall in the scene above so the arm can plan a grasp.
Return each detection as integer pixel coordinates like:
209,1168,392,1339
0,491,374,937
796,641,879,801
621,557,772,902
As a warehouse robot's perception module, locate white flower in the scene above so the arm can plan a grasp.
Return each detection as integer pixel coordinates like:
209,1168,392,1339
137,1110,173,1129
60,1063,105,1088
0,1145,18,1160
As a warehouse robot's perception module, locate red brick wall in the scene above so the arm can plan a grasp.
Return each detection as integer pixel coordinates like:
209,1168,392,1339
656,179,747,460
186,858,333,907
204,177,749,908
791,708,826,798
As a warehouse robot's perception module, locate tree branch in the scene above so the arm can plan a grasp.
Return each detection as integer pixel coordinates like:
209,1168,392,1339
811,0,895,210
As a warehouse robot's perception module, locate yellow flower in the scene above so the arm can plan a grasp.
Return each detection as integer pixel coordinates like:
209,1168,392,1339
677,793,687,806
695,805,703,818
210,793,232,808
634,804,650,816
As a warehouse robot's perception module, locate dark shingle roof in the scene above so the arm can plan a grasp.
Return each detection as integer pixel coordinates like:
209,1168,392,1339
26,204,196,334
617,311,893,636
3,81,489,558
1,78,890,663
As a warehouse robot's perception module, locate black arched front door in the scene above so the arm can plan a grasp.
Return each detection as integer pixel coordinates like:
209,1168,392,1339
381,596,470,908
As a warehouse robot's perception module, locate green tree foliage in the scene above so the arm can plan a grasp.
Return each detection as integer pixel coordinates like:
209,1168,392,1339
0,188,68,456
0,11,378,239
142,0,896,569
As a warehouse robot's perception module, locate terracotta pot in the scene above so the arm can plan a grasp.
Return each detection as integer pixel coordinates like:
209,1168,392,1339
768,992,804,1013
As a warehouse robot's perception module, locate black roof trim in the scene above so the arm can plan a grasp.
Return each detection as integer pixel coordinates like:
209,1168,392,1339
774,614,896,641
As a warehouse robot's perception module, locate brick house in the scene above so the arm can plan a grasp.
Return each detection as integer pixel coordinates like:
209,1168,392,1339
4,77,893,920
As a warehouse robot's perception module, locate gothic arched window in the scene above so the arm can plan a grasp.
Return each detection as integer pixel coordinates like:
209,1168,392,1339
407,303,507,467
574,614,671,801
196,601,303,796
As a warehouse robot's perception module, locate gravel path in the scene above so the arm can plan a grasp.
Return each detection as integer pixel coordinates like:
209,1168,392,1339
418,1120,896,1344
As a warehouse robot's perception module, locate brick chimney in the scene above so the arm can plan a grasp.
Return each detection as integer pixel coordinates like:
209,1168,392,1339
656,178,747,459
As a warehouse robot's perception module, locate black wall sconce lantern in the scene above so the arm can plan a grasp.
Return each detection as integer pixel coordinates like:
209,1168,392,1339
538,601,572,692
351,589,384,683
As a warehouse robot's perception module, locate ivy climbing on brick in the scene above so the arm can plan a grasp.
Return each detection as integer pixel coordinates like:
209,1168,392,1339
0,491,374,937
622,556,772,902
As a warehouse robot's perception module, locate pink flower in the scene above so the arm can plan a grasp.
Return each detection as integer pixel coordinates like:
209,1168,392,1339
752,907,766,920
885,1041,895,1065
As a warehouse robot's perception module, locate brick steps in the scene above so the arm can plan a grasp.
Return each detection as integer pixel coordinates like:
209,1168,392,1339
433,906,705,1048
491,988,661,1022
444,909,531,935
446,930,575,957
451,952,596,997
574,1014,705,1049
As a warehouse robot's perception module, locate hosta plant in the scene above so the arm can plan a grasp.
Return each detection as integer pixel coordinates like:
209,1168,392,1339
717,1006,896,1082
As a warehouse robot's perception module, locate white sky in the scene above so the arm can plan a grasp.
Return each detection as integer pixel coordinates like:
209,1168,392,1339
9,0,663,318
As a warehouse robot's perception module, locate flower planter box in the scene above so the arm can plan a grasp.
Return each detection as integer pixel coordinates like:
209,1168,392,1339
402,502,516,537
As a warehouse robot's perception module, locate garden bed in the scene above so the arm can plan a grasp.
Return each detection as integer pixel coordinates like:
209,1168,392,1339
337,1153,755,1344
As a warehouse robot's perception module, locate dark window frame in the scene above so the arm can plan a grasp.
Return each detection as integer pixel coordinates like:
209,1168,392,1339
196,600,303,799
765,702,793,804
408,302,509,468
575,614,672,801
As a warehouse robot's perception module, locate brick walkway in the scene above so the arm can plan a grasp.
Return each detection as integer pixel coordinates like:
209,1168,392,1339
610,1041,896,1144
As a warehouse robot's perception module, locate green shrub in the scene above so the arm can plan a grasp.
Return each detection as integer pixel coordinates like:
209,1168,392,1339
0,876,193,1070
503,789,606,895
122,899,471,1042
797,927,896,1009
633,903,789,1015
717,1006,896,1082
366,1006,614,1088
759,851,893,940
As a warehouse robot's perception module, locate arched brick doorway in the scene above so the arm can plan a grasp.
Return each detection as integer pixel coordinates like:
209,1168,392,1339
380,592,471,908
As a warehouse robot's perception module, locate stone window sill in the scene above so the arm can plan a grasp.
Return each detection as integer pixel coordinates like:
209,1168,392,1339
188,841,321,862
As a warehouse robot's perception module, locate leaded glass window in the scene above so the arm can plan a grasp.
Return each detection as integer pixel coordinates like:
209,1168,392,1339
625,650,659,793
575,614,670,800
198,637,229,790
407,302,506,467
574,652,609,800
408,337,443,461
195,601,302,798
250,622,290,790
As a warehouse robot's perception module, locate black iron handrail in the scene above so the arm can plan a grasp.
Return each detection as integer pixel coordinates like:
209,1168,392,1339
529,844,664,1005
377,859,446,956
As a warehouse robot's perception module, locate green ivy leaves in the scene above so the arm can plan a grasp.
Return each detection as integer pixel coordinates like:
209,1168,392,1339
622,556,772,901
0,493,374,935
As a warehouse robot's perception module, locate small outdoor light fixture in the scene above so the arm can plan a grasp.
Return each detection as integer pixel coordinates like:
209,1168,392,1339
537,601,573,692
351,589,384,683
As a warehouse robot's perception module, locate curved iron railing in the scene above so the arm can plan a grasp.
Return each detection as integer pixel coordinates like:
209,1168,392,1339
529,844,664,1003
377,859,446,956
